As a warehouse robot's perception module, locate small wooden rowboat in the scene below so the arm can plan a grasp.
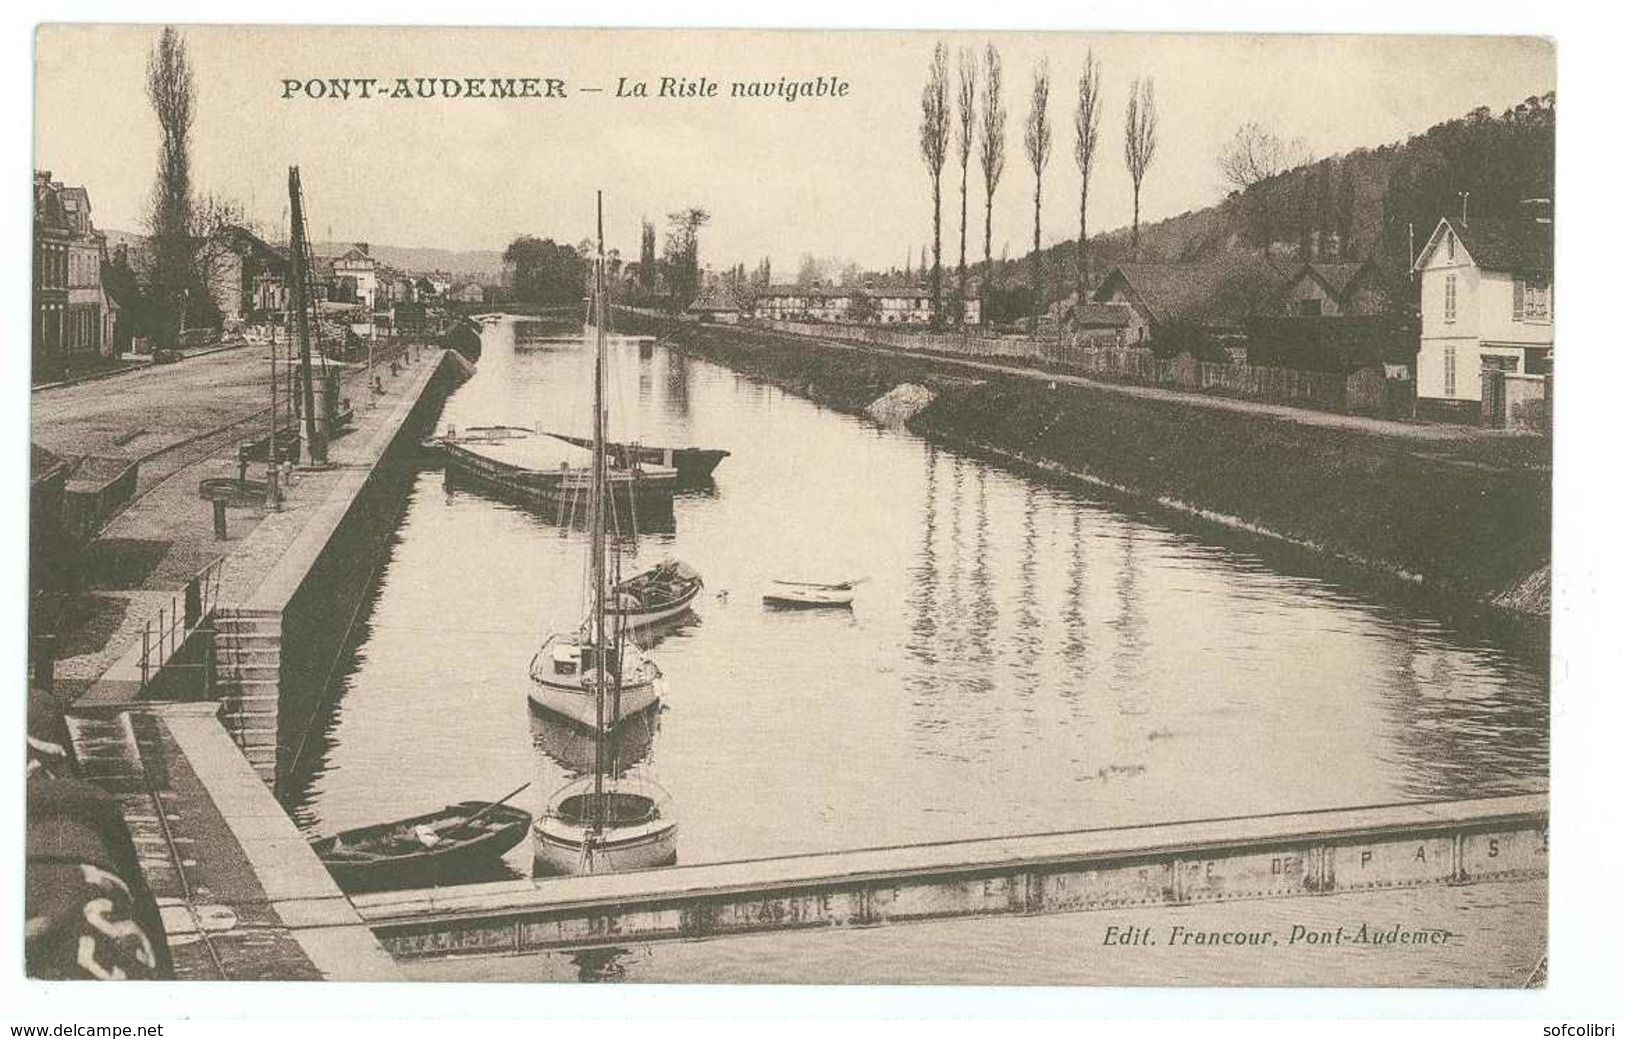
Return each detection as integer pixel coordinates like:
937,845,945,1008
310,785,532,887
612,559,704,628
761,579,861,609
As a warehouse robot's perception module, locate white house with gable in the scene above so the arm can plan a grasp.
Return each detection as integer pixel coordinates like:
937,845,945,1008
1411,210,1552,422
332,243,379,311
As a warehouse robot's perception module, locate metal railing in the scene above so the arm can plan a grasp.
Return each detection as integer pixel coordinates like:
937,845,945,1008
137,554,226,689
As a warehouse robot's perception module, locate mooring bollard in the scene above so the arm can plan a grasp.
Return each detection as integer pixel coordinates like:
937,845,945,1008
212,498,228,540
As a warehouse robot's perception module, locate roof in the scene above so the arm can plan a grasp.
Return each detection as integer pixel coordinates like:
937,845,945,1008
216,225,289,272
1306,262,1367,297
1415,216,1553,274
688,282,741,312
1095,255,1290,327
757,283,960,301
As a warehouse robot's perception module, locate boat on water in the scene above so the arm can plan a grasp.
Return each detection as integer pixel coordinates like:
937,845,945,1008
309,786,532,889
543,432,730,482
534,775,677,875
529,631,665,730
611,559,704,628
438,424,679,514
533,193,678,876
762,579,860,609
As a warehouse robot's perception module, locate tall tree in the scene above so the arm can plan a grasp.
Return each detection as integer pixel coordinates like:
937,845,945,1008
1217,121,1311,254
662,207,711,308
1024,59,1052,324
145,25,195,348
1072,50,1103,298
1123,77,1159,260
954,47,977,326
978,43,1006,327
919,42,951,330
639,218,657,289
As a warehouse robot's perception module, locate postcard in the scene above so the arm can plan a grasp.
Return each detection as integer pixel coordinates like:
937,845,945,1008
26,24,1552,988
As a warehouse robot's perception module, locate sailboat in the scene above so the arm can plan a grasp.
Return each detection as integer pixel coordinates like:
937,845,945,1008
532,193,678,876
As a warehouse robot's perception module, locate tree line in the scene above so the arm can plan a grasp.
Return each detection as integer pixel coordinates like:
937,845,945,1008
918,42,1159,329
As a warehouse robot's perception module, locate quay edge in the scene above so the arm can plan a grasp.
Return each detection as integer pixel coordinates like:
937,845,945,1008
622,313,1551,622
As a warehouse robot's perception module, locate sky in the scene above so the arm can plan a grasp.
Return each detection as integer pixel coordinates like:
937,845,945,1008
34,26,1554,273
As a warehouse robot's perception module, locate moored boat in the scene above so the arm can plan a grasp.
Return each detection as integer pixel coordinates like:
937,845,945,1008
544,432,730,482
528,633,664,731
534,775,677,875
438,424,678,513
532,192,679,877
611,559,704,629
762,579,859,609
310,789,531,889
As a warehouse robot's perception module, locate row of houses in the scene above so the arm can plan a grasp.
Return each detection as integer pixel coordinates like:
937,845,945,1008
32,171,494,374
1047,211,1552,420
32,171,125,375
210,232,479,326
685,276,981,327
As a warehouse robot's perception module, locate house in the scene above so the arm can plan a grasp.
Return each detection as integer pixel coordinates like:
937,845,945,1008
207,225,289,326
33,172,72,375
453,283,485,304
750,283,979,326
1091,256,1290,347
332,244,379,310
1271,260,1394,318
33,173,124,372
1411,212,1553,421
687,281,742,324
59,185,111,360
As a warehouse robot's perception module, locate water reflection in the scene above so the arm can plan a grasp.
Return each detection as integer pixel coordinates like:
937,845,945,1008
530,704,660,777
296,321,1547,875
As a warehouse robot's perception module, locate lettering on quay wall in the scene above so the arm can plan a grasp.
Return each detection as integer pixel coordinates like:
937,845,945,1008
280,75,852,104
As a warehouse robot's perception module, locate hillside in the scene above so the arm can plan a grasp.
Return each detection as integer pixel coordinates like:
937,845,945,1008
101,229,505,280
981,92,1556,307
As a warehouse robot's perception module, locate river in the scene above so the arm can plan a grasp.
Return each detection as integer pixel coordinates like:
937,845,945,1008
285,318,1547,983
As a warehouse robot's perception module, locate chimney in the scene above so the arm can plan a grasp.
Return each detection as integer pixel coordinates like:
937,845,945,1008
1327,231,1342,261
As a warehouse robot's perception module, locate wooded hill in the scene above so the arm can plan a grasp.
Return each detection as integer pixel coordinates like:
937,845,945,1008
980,92,1556,309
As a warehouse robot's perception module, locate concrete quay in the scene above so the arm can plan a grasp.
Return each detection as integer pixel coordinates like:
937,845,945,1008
356,794,1547,960
66,702,401,980
39,342,470,979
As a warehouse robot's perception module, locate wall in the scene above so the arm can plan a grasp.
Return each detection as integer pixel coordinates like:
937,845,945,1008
1476,270,1554,348
755,318,1406,417
269,357,455,794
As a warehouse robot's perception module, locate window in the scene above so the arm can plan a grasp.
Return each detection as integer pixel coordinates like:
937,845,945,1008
1481,354,1520,373
1515,278,1550,322
1444,345,1457,397
1444,275,1457,323
1446,231,1455,261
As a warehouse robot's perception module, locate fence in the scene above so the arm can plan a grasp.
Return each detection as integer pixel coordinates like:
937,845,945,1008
138,554,226,690
753,318,1411,417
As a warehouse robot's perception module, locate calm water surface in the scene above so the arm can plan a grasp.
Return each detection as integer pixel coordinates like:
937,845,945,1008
286,319,1547,981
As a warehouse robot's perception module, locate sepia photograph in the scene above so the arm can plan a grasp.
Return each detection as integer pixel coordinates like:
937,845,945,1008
21,19,1570,997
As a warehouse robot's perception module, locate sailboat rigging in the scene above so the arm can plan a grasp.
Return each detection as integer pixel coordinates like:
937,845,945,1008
532,192,678,876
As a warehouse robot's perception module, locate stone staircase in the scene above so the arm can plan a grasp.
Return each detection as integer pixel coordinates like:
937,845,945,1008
211,607,283,785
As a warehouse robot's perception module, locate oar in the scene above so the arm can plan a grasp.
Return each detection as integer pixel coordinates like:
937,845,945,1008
439,781,532,834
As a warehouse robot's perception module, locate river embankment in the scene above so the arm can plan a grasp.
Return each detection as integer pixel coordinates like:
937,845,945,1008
622,314,1551,620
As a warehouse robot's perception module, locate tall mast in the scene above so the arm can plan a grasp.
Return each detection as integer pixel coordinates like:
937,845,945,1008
590,191,607,832
287,166,326,466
